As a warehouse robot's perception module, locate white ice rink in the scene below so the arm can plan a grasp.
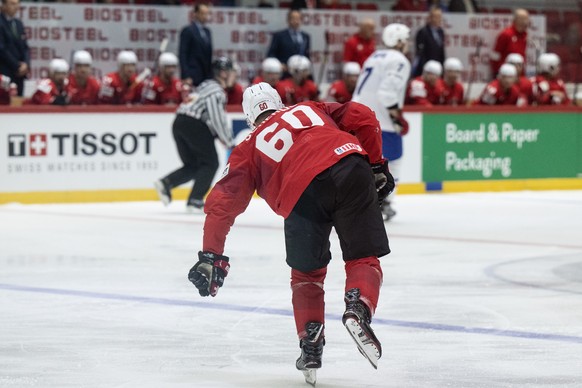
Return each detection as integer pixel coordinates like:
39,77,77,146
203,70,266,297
1,191,582,388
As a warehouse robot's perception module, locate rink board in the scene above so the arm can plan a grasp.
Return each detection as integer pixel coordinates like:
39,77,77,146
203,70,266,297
0,106,581,204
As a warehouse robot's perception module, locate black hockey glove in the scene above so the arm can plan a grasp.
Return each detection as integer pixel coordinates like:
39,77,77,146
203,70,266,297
188,251,230,297
371,160,395,205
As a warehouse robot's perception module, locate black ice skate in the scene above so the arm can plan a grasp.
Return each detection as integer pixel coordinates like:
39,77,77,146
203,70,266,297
296,321,324,387
342,288,382,369
186,199,204,214
154,179,172,206
381,200,396,221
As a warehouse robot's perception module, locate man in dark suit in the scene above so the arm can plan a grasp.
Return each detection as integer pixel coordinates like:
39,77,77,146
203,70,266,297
179,3,212,87
0,0,29,96
412,6,445,77
267,9,311,72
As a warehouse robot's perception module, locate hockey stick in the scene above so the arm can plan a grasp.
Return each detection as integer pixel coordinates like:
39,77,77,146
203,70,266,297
464,38,482,104
317,30,331,88
138,38,169,102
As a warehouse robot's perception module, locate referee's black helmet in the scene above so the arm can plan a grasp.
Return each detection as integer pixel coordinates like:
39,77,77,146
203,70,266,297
212,57,234,75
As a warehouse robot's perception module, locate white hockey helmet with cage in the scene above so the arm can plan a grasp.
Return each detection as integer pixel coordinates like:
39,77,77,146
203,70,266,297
117,50,137,65
261,57,283,74
444,57,463,72
73,50,92,65
49,58,69,73
538,53,560,73
498,63,517,77
423,60,443,76
343,61,361,75
158,52,178,67
382,23,410,48
287,55,311,73
505,53,524,65
242,82,284,128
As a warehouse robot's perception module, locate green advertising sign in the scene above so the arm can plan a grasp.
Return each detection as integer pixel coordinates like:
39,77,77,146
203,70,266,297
423,113,579,181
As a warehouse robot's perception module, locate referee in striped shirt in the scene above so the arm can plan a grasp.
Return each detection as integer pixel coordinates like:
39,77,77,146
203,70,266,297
155,57,236,212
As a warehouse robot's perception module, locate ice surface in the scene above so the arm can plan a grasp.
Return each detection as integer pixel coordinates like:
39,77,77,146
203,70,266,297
1,191,582,387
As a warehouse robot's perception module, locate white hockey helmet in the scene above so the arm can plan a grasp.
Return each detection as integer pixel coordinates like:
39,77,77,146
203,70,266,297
158,52,178,67
423,60,443,76
242,82,284,128
49,58,69,73
498,63,517,77
261,57,282,74
382,23,410,48
342,61,361,75
444,57,463,72
538,53,560,73
117,50,138,65
287,55,311,73
505,53,524,65
73,50,92,65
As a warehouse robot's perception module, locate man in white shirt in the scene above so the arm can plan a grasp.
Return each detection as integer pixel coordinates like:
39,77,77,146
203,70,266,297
352,23,411,221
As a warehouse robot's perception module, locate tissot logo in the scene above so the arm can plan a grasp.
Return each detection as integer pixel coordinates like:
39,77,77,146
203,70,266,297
8,133,48,157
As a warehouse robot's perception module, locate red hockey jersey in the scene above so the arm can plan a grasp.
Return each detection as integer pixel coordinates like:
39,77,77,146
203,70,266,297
327,79,353,103
406,76,443,106
30,78,68,105
0,74,10,105
67,74,100,105
276,78,319,106
436,79,464,105
142,75,183,105
226,83,244,105
476,79,521,105
202,101,384,254
98,72,141,105
516,76,535,106
532,75,570,105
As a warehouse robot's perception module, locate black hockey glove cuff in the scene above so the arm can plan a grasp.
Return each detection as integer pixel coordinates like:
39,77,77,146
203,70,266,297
188,251,230,297
371,160,395,204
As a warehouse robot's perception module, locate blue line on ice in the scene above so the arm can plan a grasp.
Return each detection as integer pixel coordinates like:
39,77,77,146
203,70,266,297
2,282,582,345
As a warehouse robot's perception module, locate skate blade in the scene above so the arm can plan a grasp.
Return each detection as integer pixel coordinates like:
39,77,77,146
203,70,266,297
344,318,380,369
153,181,170,206
302,368,317,386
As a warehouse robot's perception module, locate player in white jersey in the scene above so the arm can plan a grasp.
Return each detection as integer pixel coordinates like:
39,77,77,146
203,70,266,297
352,23,411,221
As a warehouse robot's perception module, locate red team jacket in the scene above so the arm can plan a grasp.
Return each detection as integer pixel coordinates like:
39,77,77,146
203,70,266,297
437,79,464,105
491,25,527,75
327,80,353,103
226,83,244,105
99,72,141,105
30,78,68,105
532,75,570,105
343,34,375,67
276,78,319,106
202,101,384,254
142,76,183,105
516,76,535,106
477,79,521,105
0,75,9,105
406,76,443,106
67,74,100,105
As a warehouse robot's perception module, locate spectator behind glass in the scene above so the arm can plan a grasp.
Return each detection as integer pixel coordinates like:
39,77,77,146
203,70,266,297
179,3,212,87
252,57,283,88
412,6,445,77
490,8,529,76
68,50,100,105
266,9,311,73
343,18,375,68
327,61,360,103
0,0,29,96
29,58,69,105
448,0,479,12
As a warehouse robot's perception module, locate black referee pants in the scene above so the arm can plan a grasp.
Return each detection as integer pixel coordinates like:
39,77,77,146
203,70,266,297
162,114,219,203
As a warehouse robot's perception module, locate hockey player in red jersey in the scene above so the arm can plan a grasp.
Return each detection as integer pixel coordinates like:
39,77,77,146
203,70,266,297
437,58,464,105
476,63,521,105
29,59,69,105
0,74,11,105
276,55,319,105
326,61,360,103
68,50,100,105
533,53,570,106
99,50,144,105
406,60,443,106
142,52,183,106
188,83,393,385
504,53,534,106
251,57,283,88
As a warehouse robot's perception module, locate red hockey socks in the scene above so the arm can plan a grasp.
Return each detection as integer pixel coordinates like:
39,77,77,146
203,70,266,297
344,256,383,316
291,267,327,338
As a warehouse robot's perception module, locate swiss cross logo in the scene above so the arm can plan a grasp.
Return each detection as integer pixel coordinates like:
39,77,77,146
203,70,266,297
258,102,268,111
29,134,47,156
